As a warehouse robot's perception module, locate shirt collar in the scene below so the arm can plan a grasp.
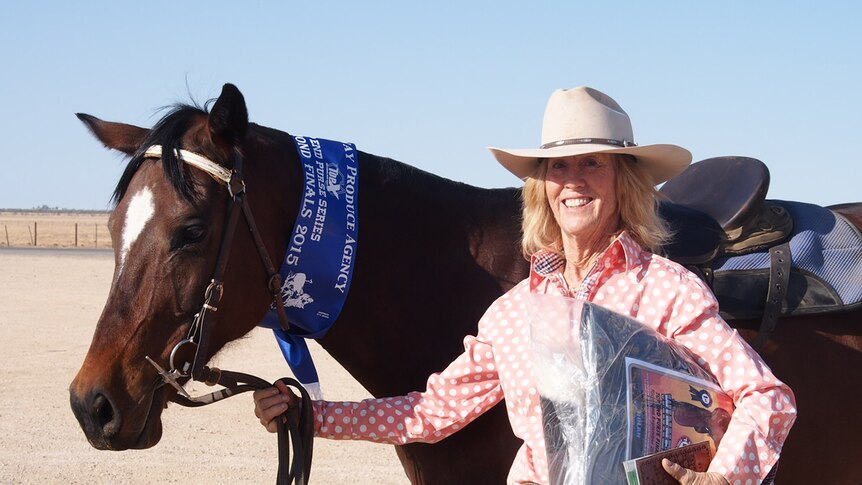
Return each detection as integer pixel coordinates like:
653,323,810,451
529,231,643,292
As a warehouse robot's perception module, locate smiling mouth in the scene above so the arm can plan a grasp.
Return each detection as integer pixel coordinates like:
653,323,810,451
563,197,592,208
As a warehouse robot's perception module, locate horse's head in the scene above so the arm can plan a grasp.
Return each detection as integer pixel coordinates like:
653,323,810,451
70,84,295,450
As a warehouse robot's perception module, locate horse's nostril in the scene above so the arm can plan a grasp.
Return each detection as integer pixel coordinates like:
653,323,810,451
92,393,118,434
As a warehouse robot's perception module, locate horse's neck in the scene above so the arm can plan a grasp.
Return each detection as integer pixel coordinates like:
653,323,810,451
318,152,528,397
246,128,306,252
240,128,529,396
357,152,523,274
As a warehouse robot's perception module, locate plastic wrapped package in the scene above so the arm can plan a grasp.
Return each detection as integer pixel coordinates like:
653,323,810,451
529,295,733,484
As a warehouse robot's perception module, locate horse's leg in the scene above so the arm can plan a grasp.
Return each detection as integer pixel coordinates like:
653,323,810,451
736,311,862,485
392,403,520,484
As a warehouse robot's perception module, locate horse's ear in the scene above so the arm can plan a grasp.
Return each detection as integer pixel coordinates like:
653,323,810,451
208,83,248,145
76,113,148,155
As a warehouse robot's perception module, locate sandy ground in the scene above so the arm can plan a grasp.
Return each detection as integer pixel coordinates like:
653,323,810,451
0,248,409,484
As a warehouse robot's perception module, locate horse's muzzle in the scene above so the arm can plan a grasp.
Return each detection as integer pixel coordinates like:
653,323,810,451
69,385,163,450
69,386,121,449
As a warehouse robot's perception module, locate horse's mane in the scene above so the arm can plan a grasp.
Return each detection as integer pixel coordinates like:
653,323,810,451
112,104,521,215
113,103,209,205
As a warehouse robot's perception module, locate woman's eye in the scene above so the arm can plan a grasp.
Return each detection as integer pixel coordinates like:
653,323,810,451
581,159,602,170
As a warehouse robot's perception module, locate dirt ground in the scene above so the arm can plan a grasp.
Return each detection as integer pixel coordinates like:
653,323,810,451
0,248,409,484
0,212,113,249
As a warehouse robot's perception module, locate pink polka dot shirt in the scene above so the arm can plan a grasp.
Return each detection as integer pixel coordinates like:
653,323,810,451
312,232,797,484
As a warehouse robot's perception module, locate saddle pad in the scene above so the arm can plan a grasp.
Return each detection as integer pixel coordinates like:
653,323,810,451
713,201,862,307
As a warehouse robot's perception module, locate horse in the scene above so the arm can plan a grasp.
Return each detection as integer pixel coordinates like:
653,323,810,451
69,84,861,484
69,83,525,484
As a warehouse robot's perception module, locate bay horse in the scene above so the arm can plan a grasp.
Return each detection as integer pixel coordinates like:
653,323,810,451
70,84,861,484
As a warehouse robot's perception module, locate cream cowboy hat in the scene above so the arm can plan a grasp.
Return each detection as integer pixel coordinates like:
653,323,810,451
489,87,692,184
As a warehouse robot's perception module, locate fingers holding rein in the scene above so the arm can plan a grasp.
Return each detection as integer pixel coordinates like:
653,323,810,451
252,383,297,433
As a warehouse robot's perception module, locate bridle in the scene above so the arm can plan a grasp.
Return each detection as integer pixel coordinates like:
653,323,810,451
141,144,313,485
143,144,290,380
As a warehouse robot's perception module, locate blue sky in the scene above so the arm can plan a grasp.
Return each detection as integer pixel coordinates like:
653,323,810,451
2,2,859,210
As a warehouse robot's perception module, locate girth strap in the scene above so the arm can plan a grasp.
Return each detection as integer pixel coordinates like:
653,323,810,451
752,243,791,349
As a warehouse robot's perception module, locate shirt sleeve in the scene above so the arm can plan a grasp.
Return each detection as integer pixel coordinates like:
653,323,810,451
311,318,504,445
667,275,797,484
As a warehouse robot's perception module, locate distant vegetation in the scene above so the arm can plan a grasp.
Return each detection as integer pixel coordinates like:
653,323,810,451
0,205,111,214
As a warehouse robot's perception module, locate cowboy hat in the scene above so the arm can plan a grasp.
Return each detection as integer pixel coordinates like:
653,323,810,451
489,87,692,184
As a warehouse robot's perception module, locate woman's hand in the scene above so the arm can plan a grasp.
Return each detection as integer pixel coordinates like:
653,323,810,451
662,459,730,485
252,379,299,433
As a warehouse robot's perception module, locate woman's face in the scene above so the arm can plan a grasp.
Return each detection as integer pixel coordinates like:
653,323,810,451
545,153,620,244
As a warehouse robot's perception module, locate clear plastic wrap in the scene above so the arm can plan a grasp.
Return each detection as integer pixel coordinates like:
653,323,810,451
530,295,732,484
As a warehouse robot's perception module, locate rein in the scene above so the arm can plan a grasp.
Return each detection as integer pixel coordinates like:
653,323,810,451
142,144,313,485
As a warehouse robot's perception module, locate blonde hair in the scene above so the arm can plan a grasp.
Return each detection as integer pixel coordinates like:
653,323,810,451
520,154,672,258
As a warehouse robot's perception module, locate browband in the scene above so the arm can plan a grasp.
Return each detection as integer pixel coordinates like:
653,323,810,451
144,145,233,185
540,137,637,149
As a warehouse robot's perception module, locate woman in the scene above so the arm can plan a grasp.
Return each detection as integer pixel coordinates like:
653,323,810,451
254,87,796,484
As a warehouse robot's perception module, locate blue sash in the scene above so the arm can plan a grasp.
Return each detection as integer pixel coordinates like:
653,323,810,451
258,136,359,397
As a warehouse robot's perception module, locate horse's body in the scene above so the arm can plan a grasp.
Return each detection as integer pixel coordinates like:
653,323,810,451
70,85,862,484
735,204,862,485
734,307,862,484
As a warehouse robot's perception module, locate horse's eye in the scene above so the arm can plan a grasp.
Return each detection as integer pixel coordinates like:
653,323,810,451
184,224,206,242
176,223,207,249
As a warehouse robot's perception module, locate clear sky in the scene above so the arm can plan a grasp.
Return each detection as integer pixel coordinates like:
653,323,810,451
2,1,859,210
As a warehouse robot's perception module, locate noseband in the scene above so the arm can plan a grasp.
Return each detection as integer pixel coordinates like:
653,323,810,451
141,144,312,485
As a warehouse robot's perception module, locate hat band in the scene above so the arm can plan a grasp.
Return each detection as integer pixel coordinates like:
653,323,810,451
540,137,637,149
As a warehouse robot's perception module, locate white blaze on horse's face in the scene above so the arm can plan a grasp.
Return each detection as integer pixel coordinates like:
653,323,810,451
119,187,155,274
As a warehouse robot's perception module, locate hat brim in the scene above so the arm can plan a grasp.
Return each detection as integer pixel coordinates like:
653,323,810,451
489,143,692,185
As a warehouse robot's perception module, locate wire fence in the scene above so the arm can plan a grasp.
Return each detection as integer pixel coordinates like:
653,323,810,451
0,214,113,249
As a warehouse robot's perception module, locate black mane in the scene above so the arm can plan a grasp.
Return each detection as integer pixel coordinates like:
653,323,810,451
113,103,209,205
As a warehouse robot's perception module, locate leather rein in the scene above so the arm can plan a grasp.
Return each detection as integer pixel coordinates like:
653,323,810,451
142,144,313,485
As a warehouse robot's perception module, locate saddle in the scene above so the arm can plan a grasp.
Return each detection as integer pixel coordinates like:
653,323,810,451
659,156,793,265
657,157,862,348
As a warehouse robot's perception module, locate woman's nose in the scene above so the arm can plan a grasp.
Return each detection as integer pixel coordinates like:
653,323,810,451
562,167,586,187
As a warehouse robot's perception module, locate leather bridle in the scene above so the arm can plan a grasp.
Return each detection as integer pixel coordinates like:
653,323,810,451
141,144,313,485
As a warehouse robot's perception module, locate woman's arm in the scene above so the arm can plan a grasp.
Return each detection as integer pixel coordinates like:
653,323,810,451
667,275,797,484
253,306,507,445
312,330,503,444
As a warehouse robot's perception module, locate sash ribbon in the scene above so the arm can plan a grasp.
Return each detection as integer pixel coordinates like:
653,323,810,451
258,136,359,400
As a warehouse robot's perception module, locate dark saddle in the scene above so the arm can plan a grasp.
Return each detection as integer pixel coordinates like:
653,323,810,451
658,157,795,348
659,156,793,264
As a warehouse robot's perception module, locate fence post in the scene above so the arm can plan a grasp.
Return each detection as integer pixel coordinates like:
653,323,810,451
34,222,37,246
4,225,8,247
75,223,78,247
